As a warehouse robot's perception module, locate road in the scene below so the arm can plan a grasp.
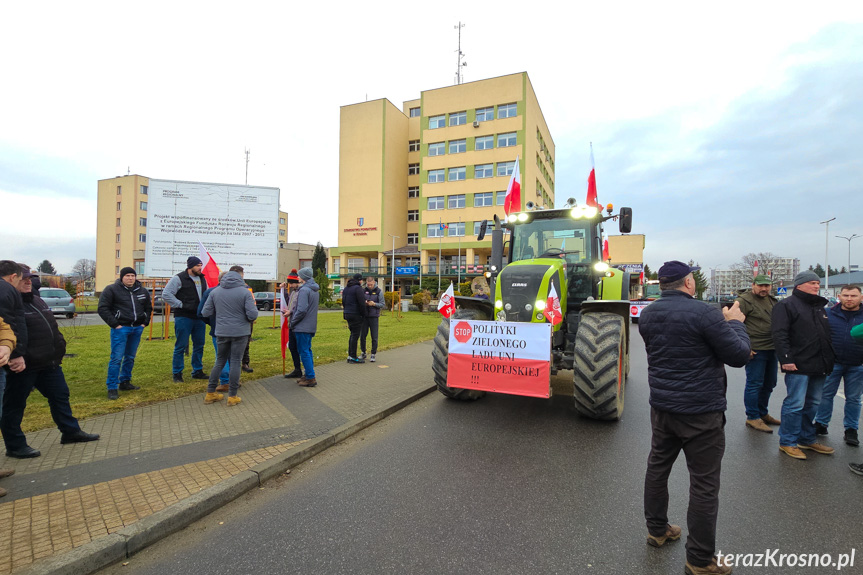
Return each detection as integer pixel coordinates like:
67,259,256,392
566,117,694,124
100,325,863,575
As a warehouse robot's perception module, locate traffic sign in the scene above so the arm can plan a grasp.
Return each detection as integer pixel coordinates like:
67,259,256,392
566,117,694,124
776,287,787,295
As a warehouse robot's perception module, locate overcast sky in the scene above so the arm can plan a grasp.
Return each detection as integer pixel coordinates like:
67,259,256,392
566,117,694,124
2,2,861,276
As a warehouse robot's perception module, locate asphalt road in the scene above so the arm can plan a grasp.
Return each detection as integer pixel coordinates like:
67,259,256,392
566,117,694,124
100,325,863,575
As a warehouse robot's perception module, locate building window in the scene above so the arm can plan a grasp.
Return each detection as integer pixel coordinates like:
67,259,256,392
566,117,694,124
449,111,466,126
476,107,494,122
448,222,465,237
475,135,493,150
497,161,516,177
475,164,493,179
140,185,148,195
428,142,445,156
408,210,419,221
448,194,466,209
140,201,148,211
474,221,484,235
135,261,145,275
429,115,446,129
117,202,122,210
116,250,120,258
117,186,122,195
408,186,419,198
116,217,121,226
116,234,121,242
409,140,420,152
497,132,517,147
407,233,418,245
498,103,517,119
139,217,147,227
428,196,444,210
279,217,286,224
449,139,466,154
409,163,420,175
279,229,285,236
448,167,466,182
116,266,120,274
496,191,506,205
138,233,146,242
409,107,421,117
427,224,443,238
474,192,494,207
428,169,445,183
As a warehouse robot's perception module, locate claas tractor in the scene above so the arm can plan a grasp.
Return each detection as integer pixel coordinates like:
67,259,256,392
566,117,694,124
431,200,634,420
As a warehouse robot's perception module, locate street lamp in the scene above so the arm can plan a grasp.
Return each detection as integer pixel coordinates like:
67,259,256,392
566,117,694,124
836,234,861,277
821,218,836,293
387,233,400,296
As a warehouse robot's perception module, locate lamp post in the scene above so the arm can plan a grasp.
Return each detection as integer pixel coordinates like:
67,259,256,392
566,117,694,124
836,234,861,277
821,218,836,293
387,233,400,295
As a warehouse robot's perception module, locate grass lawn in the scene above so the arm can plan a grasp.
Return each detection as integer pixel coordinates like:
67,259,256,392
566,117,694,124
74,295,100,313
19,311,442,432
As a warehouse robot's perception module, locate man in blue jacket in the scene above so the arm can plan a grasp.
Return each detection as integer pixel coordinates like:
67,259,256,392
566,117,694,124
640,260,750,575
814,285,863,446
292,268,320,387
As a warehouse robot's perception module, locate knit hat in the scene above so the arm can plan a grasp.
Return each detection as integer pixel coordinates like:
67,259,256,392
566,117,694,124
793,270,821,287
286,269,300,283
298,267,313,281
187,256,203,268
120,266,136,278
352,273,363,281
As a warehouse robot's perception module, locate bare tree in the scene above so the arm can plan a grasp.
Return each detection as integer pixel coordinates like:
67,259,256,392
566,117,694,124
71,258,96,280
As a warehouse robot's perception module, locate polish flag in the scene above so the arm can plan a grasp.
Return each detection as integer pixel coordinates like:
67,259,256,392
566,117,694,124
639,271,645,285
504,156,521,215
586,145,600,208
279,284,289,359
543,283,562,326
438,283,456,318
753,260,759,278
603,239,610,261
197,241,221,288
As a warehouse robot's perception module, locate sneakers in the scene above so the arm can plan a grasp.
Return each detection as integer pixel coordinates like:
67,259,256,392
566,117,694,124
204,392,224,404
107,389,119,400
60,431,100,444
298,377,318,387
6,446,41,458
0,469,14,479
761,414,781,426
227,396,242,406
845,428,859,447
370,354,376,363
118,380,140,391
849,462,863,476
646,524,681,548
241,364,254,373
684,556,733,575
347,357,365,364
798,442,834,455
0,487,6,497
173,373,184,383
191,370,208,380
215,384,229,392
814,422,829,436
284,369,303,378
779,445,807,459
745,419,773,433
360,352,367,360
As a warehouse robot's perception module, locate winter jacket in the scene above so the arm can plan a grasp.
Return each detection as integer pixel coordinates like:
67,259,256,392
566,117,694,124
342,279,368,317
826,303,863,366
291,279,320,334
639,289,751,415
199,272,258,337
163,271,209,319
0,315,16,352
735,290,777,350
197,287,218,337
363,284,384,318
19,293,66,371
0,278,27,358
98,279,152,328
771,288,834,376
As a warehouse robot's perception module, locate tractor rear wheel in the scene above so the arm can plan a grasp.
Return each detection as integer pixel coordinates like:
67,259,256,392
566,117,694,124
573,312,626,420
432,308,488,400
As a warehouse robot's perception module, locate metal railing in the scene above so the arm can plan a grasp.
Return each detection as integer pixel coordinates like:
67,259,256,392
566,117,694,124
332,264,487,278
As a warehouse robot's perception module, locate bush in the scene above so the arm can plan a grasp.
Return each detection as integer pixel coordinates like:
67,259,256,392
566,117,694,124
410,285,422,295
412,290,431,311
65,281,76,298
458,281,472,297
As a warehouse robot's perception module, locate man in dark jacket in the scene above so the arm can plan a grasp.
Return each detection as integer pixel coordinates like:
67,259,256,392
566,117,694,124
342,273,368,364
735,274,780,433
281,270,303,378
98,267,152,400
197,275,231,393
0,260,29,426
360,276,384,362
813,285,863,446
292,268,320,387
162,256,209,382
1,266,99,459
639,260,750,575
771,270,835,459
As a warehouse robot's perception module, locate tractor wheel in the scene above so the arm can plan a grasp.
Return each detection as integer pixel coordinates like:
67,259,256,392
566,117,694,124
431,308,488,401
573,312,626,420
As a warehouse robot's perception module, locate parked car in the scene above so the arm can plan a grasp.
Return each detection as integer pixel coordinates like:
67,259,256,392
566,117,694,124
254,292,276,310
151,288,166,314
39,288,76,318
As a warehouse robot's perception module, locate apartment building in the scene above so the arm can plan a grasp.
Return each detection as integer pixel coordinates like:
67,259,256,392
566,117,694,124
710,257,801,298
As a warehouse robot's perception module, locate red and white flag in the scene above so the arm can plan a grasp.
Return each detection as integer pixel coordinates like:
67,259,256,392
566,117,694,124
753,260,759,277
197,241,221,288
603,239,610,261
543,283,562,326
586,145,600,208
438,283,456,318
279,285,289,359
504,156,521,215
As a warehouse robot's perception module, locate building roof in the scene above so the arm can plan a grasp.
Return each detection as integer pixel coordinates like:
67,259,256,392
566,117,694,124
383,245,420,257
820,271,863,286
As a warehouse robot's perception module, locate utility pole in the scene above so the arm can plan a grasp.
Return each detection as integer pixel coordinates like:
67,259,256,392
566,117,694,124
454,22,467,85
821,217,836,293
388,234,400,296
244,148,250,185
837,234,861,277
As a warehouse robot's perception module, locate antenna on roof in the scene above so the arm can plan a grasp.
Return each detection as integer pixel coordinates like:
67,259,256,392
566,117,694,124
454,22,467,85
245,148,250,185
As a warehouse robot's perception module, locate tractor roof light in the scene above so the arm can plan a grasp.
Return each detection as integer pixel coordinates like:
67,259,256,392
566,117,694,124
606,203,614,214
582,206,598,219
517,213,529,222
571,206,599,219
484,271,492,278
570,207,582,219
594,262,610,272
507,214,518,223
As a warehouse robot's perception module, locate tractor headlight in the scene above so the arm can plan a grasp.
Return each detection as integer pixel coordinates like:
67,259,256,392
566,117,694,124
536,313,544,321
517,213,529,222
525,303,533,311
594,262,610,272
507,214,518,223
534,300,546,310
570,207,582,219
504,303,512,311
582,206,598,218
495,299,503,309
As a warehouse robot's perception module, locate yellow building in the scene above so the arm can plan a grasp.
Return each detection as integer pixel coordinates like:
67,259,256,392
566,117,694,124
95,174,290,292
333,72,555,294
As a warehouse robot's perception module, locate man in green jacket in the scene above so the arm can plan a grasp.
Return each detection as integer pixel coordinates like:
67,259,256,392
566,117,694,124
735,275,781,433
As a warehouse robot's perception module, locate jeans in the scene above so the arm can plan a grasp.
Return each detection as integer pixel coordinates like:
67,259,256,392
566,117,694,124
0,368,6,420
1,366,81,451
345,314,364,358
361,316,379,355
105,325,144,390
211,336,230,385
173,316,206,375
743,349,778,419
243,322,253,366
815,363,863,431
295,332,315,379
207,336,248,396
288,330,301,372
779,373,825,446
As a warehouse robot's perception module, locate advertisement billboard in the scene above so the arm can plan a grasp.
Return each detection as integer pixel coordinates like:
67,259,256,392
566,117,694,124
144,180,279,280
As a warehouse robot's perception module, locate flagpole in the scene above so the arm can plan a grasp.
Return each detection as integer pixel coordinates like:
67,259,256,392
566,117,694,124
438,218,442,293
457,216,462,287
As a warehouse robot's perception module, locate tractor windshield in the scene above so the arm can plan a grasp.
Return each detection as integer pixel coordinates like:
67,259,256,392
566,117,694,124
511,218,594,265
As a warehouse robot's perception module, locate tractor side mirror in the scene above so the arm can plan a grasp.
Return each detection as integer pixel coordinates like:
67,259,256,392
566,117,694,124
618,207,632,234
477,219,488,241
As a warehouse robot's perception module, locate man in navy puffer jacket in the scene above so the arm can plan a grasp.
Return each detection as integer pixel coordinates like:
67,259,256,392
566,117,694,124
639,260,750,575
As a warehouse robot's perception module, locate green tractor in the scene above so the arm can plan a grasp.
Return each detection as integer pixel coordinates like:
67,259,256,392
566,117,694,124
431,200,634,420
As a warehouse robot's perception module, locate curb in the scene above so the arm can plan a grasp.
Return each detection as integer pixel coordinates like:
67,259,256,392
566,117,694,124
15,384,436,575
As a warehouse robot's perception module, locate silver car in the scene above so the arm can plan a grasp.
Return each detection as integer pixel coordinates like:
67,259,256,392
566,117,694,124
39,288,76,318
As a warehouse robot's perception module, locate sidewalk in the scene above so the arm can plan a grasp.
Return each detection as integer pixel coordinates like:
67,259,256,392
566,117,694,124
0,341,436,575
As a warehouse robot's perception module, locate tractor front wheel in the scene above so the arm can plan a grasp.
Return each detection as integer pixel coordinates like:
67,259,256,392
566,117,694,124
431,308,488,401
573,312,626,420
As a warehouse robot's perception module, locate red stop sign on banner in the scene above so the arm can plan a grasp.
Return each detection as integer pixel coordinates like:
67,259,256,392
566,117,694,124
631,306,638,315
453,321,472,343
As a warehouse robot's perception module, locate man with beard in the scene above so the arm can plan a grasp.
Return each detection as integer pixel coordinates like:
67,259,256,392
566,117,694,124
162,256,209,382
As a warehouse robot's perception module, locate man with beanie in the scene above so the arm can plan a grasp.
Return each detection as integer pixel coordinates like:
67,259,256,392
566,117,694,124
98,267,152,399
162,256,209,382
735,274,781,433
342,273,368,364
360,276,384,362
292,268,319,387
200,268,258,406
281,269,303,378
0,260,29,421
771,270,835,460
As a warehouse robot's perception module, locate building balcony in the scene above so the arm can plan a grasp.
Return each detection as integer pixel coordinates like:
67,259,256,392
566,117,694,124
329,264,487,279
